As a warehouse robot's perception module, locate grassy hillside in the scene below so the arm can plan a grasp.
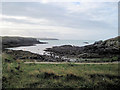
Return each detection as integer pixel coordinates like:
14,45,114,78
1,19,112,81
2,53,120,89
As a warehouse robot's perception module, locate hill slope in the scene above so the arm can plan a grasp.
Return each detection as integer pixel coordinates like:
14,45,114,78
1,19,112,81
2,36,46,49
45,36,120,58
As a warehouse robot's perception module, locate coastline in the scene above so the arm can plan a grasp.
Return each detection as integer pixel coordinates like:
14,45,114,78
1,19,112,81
2,36,120,89
2,36,120,63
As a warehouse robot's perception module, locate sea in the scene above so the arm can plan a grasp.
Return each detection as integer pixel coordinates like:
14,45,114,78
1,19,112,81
8,40,95,55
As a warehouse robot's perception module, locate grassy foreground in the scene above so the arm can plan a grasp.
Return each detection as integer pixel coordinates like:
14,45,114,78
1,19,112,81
2,53,120,89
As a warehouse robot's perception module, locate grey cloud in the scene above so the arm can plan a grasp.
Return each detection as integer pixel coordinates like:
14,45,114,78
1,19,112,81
2,2,117,30
1,2,118,40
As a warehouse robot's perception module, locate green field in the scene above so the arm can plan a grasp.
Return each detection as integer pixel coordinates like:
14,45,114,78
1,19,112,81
2,53,120,89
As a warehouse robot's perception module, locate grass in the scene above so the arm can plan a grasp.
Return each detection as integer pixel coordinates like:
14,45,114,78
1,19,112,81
74,56,119,62
2,53,120,89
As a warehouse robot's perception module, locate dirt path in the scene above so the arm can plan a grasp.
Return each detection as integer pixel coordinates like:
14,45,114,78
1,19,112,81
24,61,120,64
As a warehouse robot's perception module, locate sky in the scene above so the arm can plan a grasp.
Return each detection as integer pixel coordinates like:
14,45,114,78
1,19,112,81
0,1,118,40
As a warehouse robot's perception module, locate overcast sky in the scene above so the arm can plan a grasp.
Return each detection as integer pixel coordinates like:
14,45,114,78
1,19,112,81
0,2,118,40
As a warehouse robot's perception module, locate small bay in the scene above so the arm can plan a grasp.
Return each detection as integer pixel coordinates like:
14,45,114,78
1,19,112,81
8,40,95,55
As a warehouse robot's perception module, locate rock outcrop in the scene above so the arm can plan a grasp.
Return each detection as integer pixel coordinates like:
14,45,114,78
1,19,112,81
45,36,120,58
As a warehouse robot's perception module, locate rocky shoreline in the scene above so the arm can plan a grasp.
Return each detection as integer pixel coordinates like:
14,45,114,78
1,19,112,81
2,36,120,63
3,49,69,62
45,36,120,60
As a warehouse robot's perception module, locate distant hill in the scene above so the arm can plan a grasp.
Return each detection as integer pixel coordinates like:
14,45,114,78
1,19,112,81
37,38,59,40
2,36,47,49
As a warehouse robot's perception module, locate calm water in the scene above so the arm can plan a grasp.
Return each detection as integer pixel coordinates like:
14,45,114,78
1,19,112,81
8,40,95,55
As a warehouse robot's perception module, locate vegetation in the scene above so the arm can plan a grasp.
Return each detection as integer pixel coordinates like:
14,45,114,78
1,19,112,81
74,56,119,63
2,53,120,89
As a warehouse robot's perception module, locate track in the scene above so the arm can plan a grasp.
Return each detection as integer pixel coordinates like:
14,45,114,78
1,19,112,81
24,61,120,64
